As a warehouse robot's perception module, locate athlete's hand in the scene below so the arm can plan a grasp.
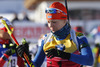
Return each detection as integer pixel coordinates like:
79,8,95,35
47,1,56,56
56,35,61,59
16,42,31,61
4,43,17,56
46,48,71,60
5,48,15,56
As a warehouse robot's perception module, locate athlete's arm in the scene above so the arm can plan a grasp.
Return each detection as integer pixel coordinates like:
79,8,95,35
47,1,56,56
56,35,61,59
0,54,9,67
32,40,46,67
70,36,94,66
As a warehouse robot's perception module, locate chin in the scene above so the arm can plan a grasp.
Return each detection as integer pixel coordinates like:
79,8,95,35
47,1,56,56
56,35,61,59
51,29,56,33
52,30,57,33
51,30,54,33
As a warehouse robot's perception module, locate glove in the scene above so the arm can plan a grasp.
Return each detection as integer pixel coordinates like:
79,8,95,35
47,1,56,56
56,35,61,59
3,43,16,49
16,42,31,61
46,48,71,60
4,43,17,56
5,48,16,56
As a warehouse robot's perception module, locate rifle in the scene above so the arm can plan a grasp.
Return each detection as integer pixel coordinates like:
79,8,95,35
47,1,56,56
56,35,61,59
64,0,69,22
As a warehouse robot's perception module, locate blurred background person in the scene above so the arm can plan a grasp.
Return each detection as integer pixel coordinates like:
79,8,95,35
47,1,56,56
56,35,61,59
73,26,84,33
0,17,25,67
89,25,100,67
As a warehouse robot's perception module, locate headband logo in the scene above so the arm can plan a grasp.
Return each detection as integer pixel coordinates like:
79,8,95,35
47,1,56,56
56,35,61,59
48,16,52,18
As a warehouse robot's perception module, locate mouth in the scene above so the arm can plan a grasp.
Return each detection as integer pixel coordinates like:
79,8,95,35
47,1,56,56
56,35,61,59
50,28,56,33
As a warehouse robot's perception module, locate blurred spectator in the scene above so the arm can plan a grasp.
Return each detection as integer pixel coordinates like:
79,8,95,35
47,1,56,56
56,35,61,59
18,11,30,21
22,11,29,21
89,25,100,39
12,13,19,23
89,25,100,67
73,26,84,33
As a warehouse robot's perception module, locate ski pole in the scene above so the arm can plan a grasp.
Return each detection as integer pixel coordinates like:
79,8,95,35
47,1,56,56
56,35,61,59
1,20,34,67
94,47,100,67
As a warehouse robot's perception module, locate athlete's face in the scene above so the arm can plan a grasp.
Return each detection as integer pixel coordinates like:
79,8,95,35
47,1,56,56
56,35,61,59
47,20,66,33
0,25,13,40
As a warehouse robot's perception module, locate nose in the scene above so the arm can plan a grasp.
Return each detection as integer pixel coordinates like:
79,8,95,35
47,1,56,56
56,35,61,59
48,21,53,27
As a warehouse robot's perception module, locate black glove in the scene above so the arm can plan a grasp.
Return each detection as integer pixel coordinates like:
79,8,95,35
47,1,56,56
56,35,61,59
4,43,17,56
17,42,31,61
46,48,71,60
5,48,16,56
3,43,16,49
